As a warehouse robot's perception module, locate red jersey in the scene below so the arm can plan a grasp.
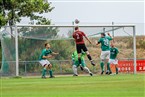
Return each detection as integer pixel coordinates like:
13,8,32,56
73,31,86,44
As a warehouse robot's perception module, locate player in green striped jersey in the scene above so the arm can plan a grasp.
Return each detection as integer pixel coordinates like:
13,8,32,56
96,33,113,75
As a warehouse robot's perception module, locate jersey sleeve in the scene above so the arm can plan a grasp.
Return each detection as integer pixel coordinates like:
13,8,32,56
81,31,86,37
72,33,75,38
107,36,113,41
98,38,102,43
116,48,119,54
72,53,75,59
41,49,46,56
49,49,53,54
72,51,78,61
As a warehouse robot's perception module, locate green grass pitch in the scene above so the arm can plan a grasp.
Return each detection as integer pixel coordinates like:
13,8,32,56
1,74,145,97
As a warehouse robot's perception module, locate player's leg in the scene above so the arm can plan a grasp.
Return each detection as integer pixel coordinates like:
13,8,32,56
44,60,54,78
115,64,118,74
78,53,82,65
106,51,112,75
115,65,118,74
81,60,93,76
72,61,79,76
76,44,82,65
84,67,93,76
100,51,107,74
114,59,119,74
72,65,78,76
80,65,84,71
106,60,111,74
42,65,48,78
39,60,48,78
100,61,105,74
82,44,95,66
86,51,95,66
47,64,55,78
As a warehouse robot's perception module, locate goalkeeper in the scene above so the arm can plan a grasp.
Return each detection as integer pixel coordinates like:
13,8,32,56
72,51,93,76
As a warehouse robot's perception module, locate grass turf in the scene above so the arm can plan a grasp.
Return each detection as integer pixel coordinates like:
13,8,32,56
1,74,145,97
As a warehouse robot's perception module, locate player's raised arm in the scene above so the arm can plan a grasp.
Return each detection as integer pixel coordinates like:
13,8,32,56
95,40,100,46
107,33,113,40
84,36,92,44
72,26,95,66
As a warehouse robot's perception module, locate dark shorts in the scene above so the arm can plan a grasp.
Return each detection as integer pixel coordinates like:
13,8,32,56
76,44,88,54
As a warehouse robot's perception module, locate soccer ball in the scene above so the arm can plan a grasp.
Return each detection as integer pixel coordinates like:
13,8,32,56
75,19,80,24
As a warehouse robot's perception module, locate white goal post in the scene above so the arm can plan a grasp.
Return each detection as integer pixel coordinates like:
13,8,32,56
13,24,136,76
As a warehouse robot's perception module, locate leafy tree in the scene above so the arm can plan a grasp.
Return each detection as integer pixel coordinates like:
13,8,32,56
0,42,1,60
18,26,58,61
0,14,7,27
50,40,75,60
0,0,54,27
0,0,55,74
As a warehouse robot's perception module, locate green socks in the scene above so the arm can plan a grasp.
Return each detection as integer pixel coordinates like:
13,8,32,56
49,70,53,77
100,62,112,72
107,63,111,72
42,68,47,77
116,68,118,74
42,69,53,77
100,62,104,71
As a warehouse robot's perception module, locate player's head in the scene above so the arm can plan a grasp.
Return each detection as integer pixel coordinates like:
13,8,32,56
45,43,50,48
101,33,106,37
75,26,79,31
110,41,115,47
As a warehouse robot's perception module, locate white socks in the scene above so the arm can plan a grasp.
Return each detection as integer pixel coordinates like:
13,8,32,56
73,65,92,75
84,67,91,73
72,65,78,75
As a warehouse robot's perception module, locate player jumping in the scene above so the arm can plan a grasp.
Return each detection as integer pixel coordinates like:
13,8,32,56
96,33,113,75
72,26,95,66
39,43,58,78
72,51,93,76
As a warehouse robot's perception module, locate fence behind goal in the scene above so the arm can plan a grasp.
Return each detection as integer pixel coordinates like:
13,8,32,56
0,24,138,76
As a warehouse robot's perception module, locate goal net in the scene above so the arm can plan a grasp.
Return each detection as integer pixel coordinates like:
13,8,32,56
0,24,136,76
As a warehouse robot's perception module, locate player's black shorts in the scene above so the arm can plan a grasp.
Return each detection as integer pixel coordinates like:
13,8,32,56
76,44,88,54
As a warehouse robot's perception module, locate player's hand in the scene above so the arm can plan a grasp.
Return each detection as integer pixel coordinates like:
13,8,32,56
95,41,97,44
95,41,98,46
47,55,53,58
107,33,111,36
90,41,92,44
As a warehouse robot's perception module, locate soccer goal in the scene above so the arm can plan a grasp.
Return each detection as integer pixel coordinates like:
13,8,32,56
0,24,136,76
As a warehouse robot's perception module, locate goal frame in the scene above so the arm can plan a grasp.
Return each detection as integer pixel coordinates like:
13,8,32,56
13,24,136,76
